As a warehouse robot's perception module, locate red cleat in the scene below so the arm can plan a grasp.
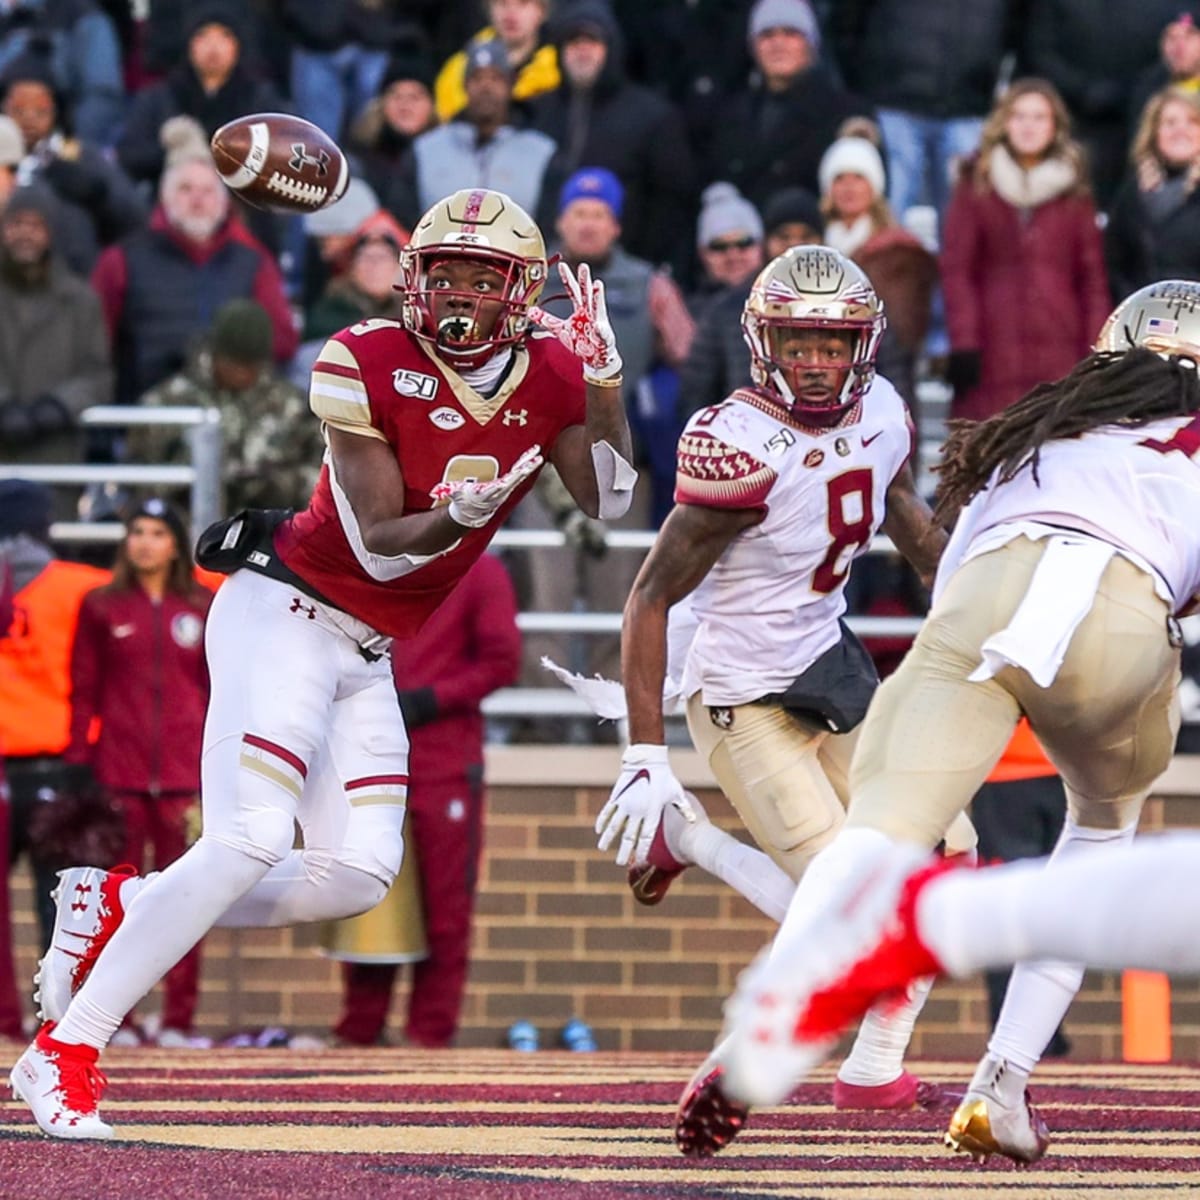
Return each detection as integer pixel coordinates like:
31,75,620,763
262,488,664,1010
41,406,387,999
627,820,690,906
675,1059,749,1158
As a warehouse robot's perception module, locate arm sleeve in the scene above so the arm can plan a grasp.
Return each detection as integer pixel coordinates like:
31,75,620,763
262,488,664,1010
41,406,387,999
430,556,522,715
64,593,103,765
674,428,777,512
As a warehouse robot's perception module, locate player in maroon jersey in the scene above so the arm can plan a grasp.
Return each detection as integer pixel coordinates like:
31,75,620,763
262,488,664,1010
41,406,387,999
12,188,634,1140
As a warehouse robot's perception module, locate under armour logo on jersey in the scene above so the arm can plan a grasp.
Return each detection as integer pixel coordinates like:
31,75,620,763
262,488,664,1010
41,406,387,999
71,882,93,913
503,409,529,426
289,142,329,175
289,597,317,619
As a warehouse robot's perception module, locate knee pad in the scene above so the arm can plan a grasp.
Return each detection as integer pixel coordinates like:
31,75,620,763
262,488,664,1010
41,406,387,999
338,805,406,888
232,804,297,867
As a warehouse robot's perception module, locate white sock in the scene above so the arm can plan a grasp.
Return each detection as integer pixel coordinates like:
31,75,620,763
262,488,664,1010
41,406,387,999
51,994,123,1051
118,873,154,911
837,977,934,1086
678,819,795,923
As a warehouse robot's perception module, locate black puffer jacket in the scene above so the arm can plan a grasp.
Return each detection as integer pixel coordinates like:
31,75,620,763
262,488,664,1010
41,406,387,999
832,0,1018,118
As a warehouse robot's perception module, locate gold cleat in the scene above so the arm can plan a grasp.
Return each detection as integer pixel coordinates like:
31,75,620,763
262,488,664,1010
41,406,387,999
944,1092,1050,1165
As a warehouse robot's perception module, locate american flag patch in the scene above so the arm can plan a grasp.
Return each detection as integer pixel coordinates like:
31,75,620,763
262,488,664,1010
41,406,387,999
1147,317,1179,334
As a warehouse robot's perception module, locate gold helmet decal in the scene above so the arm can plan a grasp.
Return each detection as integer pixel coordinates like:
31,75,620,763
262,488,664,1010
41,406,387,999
741,246,886,424
1094,279,1200,363
400,189,548,367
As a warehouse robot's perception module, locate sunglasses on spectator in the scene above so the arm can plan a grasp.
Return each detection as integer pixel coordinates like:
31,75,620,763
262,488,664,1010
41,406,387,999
707,236,757,252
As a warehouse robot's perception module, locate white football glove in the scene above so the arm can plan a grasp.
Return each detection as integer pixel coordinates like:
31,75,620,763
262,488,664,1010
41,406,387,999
436,445,544,528
529,262,623,383
597,743,695,867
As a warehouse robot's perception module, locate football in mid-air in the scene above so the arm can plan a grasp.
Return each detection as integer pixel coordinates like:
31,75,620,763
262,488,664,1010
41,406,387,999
210,113,349,214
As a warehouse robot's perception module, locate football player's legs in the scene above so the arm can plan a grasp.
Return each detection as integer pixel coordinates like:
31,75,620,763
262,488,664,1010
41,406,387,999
1024,556,1180,827
55,573,340,1048
217,664,409,927
988,562,1180,1073
847,552,1027,847
687,696,844,883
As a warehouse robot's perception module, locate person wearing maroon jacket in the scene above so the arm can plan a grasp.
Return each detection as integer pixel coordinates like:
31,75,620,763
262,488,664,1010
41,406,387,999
330,552,521,1047
64,498,213,1045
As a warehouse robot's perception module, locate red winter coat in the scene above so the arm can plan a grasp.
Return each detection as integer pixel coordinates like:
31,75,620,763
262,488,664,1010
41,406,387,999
65,582,213,794
940,166,1111,421
391,554,521,783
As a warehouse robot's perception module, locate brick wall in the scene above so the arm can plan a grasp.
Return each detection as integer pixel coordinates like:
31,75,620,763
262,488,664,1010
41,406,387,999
9,749,1200,1058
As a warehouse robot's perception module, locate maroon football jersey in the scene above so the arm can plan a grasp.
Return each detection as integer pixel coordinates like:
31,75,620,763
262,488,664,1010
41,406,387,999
276,320,585,636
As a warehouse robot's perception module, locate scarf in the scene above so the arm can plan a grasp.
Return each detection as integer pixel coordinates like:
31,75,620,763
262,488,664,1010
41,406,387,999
987,144,1078,210
823,215,874,258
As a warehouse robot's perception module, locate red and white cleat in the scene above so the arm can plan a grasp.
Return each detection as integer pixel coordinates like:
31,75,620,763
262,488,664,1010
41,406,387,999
722,844,962,1108
675,1055,749,1158
35,864,139,1022
833,1070,947,1110
9,1022,114,1140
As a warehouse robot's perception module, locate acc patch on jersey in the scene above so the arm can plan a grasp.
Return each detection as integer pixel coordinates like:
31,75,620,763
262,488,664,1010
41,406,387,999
430,407,466,430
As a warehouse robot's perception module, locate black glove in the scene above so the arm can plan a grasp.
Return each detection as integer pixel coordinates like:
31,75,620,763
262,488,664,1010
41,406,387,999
944,349,982,394
0,401,37,446
29,393,73,436
42,155,106,207
396,686,439,730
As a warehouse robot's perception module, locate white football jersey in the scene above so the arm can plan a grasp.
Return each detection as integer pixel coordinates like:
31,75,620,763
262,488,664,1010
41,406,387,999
939,413,1200,613
675,378,913,706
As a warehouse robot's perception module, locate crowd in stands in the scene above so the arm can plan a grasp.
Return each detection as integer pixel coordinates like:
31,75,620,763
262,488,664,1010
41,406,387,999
0,0,1196,711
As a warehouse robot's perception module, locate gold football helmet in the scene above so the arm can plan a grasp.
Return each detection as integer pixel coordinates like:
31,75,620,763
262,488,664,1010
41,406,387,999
400,188,548,367
1094,279,1200,362
741,246,886,425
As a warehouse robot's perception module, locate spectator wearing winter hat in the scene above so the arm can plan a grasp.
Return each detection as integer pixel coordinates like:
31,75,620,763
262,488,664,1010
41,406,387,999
690,181,765,307
707,0,874,209
0,186,112,469
435,0,559,123
116,3,289,188
91,149,298,409
759,184,824,255
680,182,768,418
818,134,937,411
347,43,439,206
304,230,406,345
133,299,321,516
0,60,146,274
389,37,557,229
528,0,697,275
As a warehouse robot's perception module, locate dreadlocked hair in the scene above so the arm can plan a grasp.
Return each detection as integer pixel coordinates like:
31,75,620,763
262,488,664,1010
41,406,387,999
933,347,1200,523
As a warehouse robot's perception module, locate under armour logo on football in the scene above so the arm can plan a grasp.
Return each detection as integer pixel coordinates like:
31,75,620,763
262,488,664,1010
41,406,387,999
71,882,93,913
289,597,317,619
289,143,330,176
503,409,529,426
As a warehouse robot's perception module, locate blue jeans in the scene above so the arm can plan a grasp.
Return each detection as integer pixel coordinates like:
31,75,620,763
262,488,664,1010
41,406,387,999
290,44,389,142
877,108,985,229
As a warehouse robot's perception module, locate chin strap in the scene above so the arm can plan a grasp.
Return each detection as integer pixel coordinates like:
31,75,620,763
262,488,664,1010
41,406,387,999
591,439,637,519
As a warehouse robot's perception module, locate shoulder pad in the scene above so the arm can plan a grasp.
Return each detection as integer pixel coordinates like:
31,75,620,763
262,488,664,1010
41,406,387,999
675,429,777,510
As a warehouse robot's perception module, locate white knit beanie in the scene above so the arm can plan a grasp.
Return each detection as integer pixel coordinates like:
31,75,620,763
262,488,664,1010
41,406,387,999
818,137,886,199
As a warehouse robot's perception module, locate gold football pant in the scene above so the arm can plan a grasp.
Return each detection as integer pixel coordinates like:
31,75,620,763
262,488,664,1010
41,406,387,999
849,537,1181,844
686,693,976,882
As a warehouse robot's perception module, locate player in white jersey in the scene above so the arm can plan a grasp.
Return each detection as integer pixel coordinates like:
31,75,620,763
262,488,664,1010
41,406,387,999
701,279,1200,1163
598,247,975,1138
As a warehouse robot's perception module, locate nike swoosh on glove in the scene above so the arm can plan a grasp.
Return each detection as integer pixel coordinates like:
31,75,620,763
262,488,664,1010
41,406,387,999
433,445,544,528
597,743,695,867
529,262,623,383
